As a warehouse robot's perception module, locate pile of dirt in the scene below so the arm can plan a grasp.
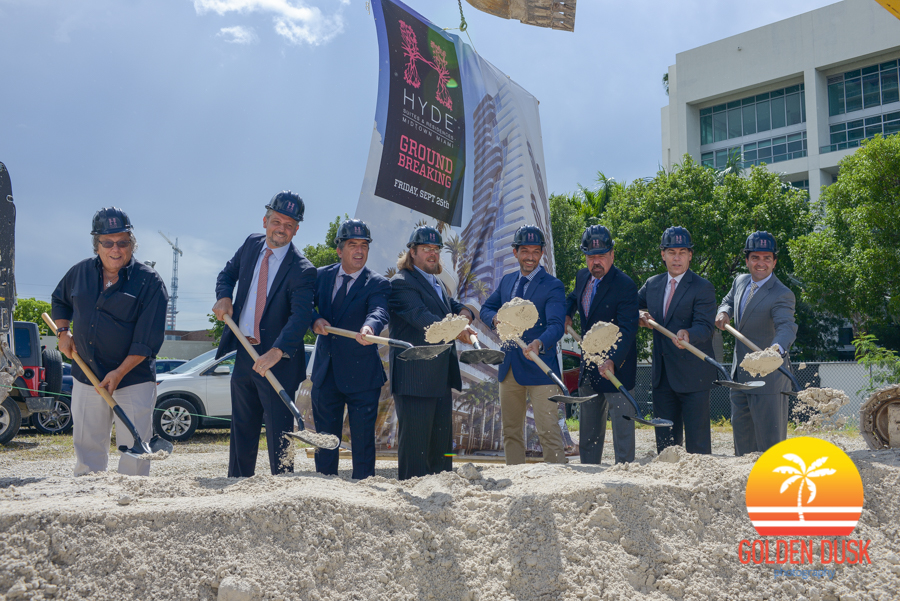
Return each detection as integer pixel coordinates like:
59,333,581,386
794,387,852,432
581,321,621,366
1,436,896,601
739,346,783,377
425,314,470,344
495,298,539,342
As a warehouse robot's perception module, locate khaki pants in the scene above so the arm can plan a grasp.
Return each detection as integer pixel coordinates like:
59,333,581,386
72,380,156,477
499,371,566,465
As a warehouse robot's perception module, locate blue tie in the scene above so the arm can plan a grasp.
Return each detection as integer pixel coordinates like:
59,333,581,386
430,277,443,302
332,274,352,315
514,275,527,299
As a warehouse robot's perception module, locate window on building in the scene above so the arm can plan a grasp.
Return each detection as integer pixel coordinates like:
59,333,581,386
699,84,805,148
823,112,900,153
740,132,807,168
789,179,809,191
827,60,900,117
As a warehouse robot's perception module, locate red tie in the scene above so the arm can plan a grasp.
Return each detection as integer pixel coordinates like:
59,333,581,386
251,249,273,344
664,278,677,318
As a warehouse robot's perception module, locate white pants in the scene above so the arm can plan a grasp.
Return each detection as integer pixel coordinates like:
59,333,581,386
72,380,157,477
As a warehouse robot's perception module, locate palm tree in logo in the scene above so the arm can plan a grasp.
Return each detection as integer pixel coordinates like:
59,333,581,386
774,454,836,521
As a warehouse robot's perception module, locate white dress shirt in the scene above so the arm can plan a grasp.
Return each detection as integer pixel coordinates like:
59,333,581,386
238,242,291,338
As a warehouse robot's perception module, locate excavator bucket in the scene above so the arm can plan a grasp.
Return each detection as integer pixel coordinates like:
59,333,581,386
861,384,900,450
466,0,577,32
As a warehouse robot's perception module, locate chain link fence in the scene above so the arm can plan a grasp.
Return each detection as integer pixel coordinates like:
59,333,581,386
627,361,879,426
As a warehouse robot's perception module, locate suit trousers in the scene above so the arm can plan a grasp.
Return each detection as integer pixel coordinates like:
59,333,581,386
71,380,156,477
394,392,452,480
578,384,635,464
731,389,789,456
311,363,380,480
228,348,296,477
499,372,565,465
652,362,712,455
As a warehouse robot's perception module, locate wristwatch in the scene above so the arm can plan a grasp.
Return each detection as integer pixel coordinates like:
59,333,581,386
56,327,70,337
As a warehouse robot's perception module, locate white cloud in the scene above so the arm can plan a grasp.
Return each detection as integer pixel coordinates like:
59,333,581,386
217,25,258,44
194,0,347,46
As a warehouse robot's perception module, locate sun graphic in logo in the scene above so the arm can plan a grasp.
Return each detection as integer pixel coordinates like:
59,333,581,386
745,437,864,536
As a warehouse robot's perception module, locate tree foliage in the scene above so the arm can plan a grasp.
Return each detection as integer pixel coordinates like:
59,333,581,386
13,297,53,335
789,134,900,334
549,156,836,360
301,214,347,269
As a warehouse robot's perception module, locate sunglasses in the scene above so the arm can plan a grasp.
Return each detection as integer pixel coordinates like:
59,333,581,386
98,240,132,249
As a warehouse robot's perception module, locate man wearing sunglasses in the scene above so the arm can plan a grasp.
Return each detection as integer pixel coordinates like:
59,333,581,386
51,207,168,476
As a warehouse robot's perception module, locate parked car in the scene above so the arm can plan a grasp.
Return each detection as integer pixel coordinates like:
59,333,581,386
153,345,315,442
29,361,74,435
4,321,62,442
155,359,186,375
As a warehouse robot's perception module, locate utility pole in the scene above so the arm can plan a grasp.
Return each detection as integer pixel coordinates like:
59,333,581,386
158,232,183,331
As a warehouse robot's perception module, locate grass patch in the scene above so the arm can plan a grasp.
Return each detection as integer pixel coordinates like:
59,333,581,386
565,417,579,432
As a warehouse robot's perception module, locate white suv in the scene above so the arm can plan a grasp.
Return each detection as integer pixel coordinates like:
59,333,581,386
153,346,314,442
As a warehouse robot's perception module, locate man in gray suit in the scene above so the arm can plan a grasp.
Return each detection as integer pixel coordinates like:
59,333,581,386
388,225,474,480
638,227,717,455
715,231,798,456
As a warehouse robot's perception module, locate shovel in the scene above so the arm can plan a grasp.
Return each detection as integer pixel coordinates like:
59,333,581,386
322,325,446,361
459,333,505,365
645,319,764,392
41,313,173,460
513,338,597,404
565,325,673,427
723,324,800,397
223,315,339,450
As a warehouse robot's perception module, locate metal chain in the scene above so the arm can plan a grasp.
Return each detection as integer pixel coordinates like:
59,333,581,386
457,0,467,31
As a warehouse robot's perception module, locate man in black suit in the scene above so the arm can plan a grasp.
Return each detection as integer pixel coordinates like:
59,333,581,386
388,225,474,480
212,191,317,477
565,225,639,464
310,219,390,480
638,226,717,455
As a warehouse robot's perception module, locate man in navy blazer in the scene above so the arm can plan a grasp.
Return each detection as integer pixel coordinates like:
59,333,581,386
565,225,639,464
638,227,717,455
212,192,317,477
388,225,474,481
309,219,390,480
479,225,566,465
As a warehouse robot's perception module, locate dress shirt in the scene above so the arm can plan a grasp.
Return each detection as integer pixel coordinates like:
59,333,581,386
414,266,444,302
513,266,543,297
238,242,291,338
51,257,168,387
663,271,687,316
739,272,783,354
332,266,363,300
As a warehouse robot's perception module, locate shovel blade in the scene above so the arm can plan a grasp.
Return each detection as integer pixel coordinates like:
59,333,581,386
715,379,766,391
399,345,451,361
550,394,597,404
623,415,674,428
459,349,505,365
287,430,341,450
118,435,173,461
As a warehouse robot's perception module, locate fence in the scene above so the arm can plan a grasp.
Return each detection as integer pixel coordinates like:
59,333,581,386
629,361,878,427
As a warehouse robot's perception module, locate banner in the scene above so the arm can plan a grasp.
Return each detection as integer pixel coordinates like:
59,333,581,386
373,0,466,226
309,0,572,457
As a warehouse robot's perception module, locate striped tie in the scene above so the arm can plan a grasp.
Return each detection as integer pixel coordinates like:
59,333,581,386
740,281,759,323
251,248,273,344
582,278,597,316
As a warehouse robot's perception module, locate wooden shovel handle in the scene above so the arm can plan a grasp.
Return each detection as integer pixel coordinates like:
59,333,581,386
646,318,710,363
724,323,762,353
567,325,625,389
323,325,410,348
223,314,288,395
566,324,582,343
42,312,118,411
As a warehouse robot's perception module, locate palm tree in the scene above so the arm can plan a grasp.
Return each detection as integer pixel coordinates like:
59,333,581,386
457,259,476,298
774,454,836,521
472,280,490,304
444,233,467,270
384,267,397,278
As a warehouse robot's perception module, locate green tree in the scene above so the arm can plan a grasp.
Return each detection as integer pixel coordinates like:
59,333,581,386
301,214,346,269
207,313,224,346
789,134,900,335
548,192,584,291
13,298,53,335
576,156,825,360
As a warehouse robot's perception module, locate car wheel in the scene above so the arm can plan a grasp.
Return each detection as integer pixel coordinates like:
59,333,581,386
153,397,199,442
32,397,73,435
42,348,64,394
0,397,22,445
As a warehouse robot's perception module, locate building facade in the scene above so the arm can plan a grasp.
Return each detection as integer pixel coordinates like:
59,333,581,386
661,0,900,203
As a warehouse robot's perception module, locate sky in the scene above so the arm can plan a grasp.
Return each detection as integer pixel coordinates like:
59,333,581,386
0,0,841,330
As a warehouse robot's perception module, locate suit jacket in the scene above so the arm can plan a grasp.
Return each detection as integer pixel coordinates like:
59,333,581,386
566,265,639,393
215,234,317,393
388,267,467,397
309,264,390,394
718,273,798,394
638,269,717,393
479,267,566,386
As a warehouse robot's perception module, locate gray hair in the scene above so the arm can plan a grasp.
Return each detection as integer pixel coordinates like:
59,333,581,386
93,232,138,254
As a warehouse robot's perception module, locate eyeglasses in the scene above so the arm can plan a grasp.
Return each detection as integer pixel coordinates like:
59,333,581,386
99,240,132,249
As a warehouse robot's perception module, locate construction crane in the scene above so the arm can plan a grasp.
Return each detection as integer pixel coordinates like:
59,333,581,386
158,231,183,331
